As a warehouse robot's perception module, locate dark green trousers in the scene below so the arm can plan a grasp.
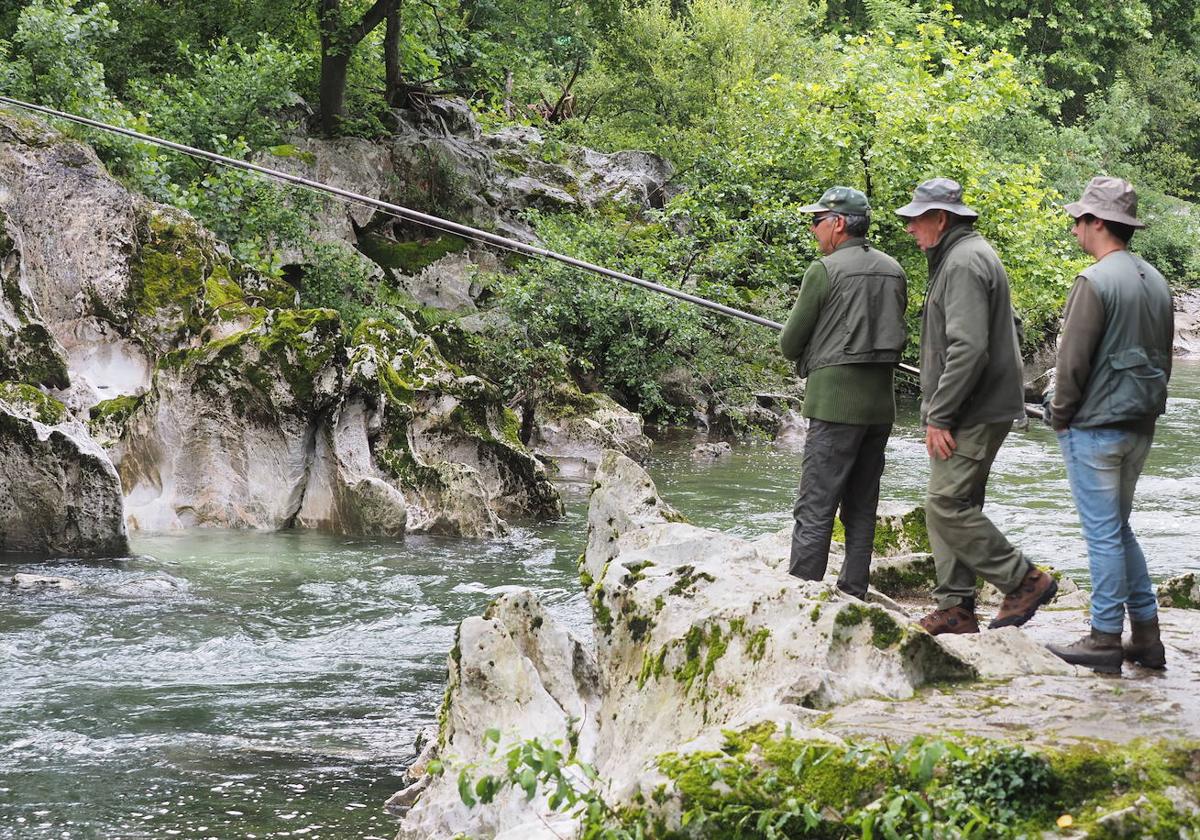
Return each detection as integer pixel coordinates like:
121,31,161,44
926,421,1028,609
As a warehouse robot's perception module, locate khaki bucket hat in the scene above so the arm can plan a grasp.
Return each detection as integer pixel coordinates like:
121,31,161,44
894,177,978,219
1064,176,1146,229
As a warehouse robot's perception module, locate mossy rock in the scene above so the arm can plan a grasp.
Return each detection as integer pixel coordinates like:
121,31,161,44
126,207,292,350
357,231,468,276
644,727,1200,839
0,381,66,425
870,554,938,597
1157,573,1200,609
88,394,145,442
0,209,70,388
157,307,345,423
831,504,931,557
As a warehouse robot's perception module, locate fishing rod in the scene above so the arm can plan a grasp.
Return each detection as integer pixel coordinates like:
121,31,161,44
0,95,1043,419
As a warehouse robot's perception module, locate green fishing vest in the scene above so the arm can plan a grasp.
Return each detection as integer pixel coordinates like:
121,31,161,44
798,240,908,378
1071,250,1174,428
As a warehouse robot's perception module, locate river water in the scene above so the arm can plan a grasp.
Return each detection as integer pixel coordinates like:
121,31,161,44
3,361,1199,839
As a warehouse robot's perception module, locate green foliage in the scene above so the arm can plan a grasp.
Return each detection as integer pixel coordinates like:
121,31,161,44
126,36,306,155
298,242,386,329
450,731,1085,838
0,0,135,159
475,208,772,421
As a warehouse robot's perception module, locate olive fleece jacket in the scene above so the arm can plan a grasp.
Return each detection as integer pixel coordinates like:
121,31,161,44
918,225,1025,429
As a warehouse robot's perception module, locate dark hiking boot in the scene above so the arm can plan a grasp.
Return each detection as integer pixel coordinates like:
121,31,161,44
987,566,1058,629
1124,617,1167,669
918,605,980,635
1047,628,1123,674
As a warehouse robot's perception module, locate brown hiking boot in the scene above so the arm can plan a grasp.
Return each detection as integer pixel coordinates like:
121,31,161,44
1047,628,1123,674
1124,617,1166,669
918,605,980,635
987,566,1058,629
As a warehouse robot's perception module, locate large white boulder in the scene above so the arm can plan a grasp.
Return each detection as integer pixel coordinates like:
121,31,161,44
530,389,651,478
110,310,345,530
397,451,1098,838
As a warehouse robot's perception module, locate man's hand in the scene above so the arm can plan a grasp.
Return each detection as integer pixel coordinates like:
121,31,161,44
926,425,956,460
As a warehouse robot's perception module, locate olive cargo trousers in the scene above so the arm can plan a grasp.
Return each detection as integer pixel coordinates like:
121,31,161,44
927,421,1028,609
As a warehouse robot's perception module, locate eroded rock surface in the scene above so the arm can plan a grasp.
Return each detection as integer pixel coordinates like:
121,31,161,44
0,393,127,557
0,107,566,540
529,387,651,478
395,451,1113,838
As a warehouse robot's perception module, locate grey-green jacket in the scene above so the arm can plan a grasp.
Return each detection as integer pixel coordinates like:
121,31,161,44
919,225,1025,429
1053,250,1173,428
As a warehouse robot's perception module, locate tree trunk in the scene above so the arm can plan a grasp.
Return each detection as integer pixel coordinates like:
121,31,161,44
384,1,404,107
319,50,352,135
316,0,398,136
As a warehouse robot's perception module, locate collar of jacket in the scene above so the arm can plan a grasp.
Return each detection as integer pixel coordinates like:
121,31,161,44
925,224,978,277
831,236,869,254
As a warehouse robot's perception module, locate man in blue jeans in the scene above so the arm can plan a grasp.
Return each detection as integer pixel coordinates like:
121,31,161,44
1046,176,1174,673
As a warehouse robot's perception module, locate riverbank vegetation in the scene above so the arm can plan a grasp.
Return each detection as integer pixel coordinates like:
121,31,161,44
2,0,1198,421
446,729,1200,838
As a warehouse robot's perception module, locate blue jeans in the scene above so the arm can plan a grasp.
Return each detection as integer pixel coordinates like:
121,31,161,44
1057,426,1158,633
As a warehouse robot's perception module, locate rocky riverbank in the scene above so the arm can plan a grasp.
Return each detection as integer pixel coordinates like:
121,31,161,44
0,103,665,555
391,450,1200,839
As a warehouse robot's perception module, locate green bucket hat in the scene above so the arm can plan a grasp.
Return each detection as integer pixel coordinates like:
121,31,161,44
798,186,870,216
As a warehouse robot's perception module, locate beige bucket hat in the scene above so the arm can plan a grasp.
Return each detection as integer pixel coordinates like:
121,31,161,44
1064,176,1146,229
894,178,978,219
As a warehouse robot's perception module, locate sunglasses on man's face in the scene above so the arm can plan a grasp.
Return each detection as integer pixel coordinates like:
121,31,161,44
811,214,837,228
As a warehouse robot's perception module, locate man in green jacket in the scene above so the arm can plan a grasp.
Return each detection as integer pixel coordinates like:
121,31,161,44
896,178,1057,634
1046,177,1173,673
780,186,907,598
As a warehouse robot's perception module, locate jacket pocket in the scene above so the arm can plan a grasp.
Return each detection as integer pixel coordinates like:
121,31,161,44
1106,346,1167,418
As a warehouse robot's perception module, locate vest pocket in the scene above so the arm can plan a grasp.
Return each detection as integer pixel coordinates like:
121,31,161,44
1106,347,1167,418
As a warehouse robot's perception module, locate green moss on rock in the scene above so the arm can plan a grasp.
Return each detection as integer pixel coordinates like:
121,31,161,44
0,381,66,424
88,393,143,433
357,231,468,275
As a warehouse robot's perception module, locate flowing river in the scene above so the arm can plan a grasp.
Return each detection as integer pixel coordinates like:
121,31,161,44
4,361,1199,839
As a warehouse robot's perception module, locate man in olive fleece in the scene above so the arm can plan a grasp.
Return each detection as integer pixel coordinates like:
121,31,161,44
896,178,1057,635
780,186,908,599
1045,177,1173,674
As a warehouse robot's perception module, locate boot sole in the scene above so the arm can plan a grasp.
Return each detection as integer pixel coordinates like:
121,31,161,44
1047,647,1123,673
987,577,1059,629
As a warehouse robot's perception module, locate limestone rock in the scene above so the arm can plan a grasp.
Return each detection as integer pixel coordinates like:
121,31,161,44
0,395,128,557
1175,290,1200,357
772,409,806,448
933,626,1078,677
0,206,70,388
691,441,732,459
110,310,345,530
530,388,651,478
294,396,408,536
1158,572,1200,609
255,138,393,263
395,590,599,840
8,572,82,591
576,148,677,210
397,452,1143,837
350,319,562,537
